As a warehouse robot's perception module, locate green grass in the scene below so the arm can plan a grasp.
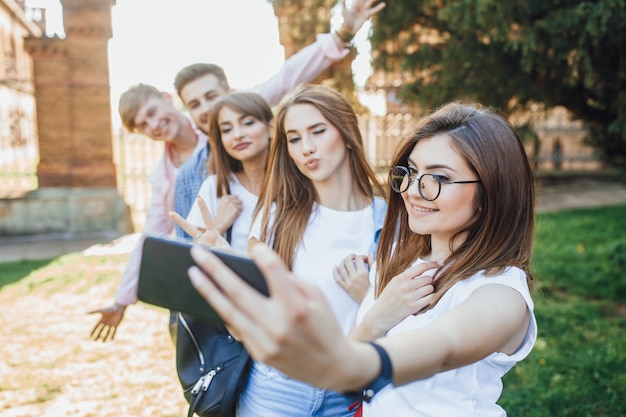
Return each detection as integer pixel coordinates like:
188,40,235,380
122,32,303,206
0,258,54,289
1,205,625,416
532,205,626,301
0,252,126,296
500,205,626,417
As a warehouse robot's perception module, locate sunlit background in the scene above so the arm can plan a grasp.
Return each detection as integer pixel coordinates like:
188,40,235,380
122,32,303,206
27,0,375,128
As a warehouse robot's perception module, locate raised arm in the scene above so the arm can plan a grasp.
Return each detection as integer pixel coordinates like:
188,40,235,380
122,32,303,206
250,0,386,106
187,243,532,393
337,0,386,40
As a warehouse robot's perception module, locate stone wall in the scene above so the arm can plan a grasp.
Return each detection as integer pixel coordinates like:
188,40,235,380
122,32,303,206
0,188,132,236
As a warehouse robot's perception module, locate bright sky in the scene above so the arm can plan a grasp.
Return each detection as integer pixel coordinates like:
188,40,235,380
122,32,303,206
108,0,285,112
32,0,377,127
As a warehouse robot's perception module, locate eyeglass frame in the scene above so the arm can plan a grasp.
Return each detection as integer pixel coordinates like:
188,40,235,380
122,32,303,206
389,165,482,201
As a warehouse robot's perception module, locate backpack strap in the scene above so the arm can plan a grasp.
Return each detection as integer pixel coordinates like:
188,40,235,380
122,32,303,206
224,182,233,244
368,197,387,258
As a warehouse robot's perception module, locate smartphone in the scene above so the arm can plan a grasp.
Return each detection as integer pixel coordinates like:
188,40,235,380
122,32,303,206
138,235,269,324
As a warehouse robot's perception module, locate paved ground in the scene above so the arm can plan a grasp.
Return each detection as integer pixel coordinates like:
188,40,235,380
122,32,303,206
534,178,626,212
0,231,140,263
1,179,625,264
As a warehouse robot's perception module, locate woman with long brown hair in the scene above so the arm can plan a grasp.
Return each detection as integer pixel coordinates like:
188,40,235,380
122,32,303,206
181,91,273,253
187,101,537,417
240,84,387,417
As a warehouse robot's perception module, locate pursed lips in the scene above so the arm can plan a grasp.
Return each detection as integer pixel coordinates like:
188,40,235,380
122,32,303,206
233,142,251,151
304,158,319,169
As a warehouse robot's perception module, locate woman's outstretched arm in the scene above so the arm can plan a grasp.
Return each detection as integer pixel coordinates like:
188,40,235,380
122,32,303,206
188,242,530,391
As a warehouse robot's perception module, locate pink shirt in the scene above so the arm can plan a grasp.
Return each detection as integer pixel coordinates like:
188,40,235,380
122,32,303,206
115,33,349,306
115,123,207,305
248,33,349,106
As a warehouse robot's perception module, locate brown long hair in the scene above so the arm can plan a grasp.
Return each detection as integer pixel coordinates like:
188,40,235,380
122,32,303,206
206,92,273,197
254,84,385,268
376,102,536,305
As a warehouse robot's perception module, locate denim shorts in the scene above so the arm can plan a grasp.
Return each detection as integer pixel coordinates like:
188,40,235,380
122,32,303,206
237,361,355,417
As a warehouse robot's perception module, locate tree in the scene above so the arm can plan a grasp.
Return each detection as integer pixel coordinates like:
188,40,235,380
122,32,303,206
370,0,626,166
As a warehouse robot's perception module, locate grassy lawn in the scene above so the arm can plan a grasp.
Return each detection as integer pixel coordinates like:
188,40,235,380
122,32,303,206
1,205,624,416
500,204,626,417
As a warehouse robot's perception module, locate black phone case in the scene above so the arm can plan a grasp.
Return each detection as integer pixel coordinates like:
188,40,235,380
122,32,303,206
138,235,268,324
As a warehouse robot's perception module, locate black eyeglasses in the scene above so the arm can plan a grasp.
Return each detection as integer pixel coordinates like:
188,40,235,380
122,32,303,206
389,165,481,201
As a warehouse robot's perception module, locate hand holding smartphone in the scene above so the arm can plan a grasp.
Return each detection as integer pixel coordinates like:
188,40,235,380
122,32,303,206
138,235,268,324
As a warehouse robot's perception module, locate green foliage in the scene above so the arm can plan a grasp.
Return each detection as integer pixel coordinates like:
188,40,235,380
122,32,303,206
498,204,626,416
371,0,626,165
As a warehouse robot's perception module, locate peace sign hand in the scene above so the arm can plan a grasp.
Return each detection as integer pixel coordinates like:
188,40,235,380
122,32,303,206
169,195,231,249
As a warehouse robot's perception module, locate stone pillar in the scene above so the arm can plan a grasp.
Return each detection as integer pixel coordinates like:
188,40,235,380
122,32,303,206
4,0,134,237
25,0,117,188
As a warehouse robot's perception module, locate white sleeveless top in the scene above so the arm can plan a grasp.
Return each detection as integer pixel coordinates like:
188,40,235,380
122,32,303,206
357,261,537,417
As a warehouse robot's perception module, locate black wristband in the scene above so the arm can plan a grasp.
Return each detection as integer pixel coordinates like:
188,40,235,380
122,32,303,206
345,341,394,402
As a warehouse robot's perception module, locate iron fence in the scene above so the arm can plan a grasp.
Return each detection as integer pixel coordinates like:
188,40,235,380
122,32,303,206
113,130,164,230
0,102,38,197
1,113,602,231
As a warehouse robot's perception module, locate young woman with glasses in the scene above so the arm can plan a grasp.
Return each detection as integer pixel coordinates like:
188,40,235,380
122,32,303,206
186,101,537,417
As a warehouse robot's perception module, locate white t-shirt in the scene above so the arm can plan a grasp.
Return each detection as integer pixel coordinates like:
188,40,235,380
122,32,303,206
357,261,538,417
186,174,258,254
250,202,376,335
